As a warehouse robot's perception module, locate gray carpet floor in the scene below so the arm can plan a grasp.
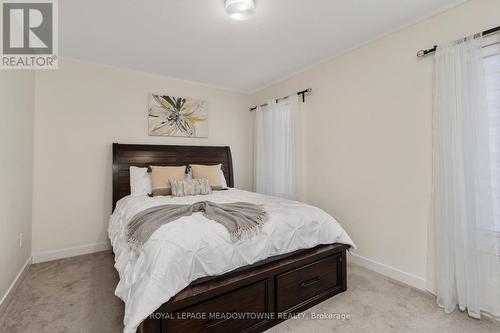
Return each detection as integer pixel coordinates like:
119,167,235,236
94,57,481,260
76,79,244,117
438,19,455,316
1,251,499,333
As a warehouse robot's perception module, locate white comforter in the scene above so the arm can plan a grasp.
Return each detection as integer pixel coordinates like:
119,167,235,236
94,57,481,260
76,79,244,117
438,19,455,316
108,188,354,333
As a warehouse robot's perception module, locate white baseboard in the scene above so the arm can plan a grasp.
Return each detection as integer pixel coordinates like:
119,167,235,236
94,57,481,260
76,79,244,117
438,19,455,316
32,241,111,264
348,252,427,291
0,255,32,320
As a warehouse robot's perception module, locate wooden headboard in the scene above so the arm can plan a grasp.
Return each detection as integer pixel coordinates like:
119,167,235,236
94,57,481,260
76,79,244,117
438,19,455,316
112,143,234,209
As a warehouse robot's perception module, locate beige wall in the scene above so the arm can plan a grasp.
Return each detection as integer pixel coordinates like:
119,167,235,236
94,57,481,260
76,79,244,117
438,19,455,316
0,71,35,301
251,0,500,282
32,59,253,254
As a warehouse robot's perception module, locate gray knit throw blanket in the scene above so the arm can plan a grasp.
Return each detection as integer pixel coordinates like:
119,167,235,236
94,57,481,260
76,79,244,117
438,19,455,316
127,201,268,250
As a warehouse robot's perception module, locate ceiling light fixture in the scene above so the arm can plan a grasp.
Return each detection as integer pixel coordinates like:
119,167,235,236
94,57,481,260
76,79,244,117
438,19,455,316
225,0,255,21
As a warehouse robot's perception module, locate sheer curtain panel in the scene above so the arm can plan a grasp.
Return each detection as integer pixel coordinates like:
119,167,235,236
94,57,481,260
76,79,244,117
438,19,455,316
432,33,500,319
255,96,301,200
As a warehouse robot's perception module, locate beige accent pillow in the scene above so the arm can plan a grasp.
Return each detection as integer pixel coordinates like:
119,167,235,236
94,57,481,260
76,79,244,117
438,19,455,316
190,164,227,190
149,166,186,196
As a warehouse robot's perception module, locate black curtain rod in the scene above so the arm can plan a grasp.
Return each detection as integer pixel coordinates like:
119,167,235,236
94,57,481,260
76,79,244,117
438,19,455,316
249,88,312,112
416,25,500,57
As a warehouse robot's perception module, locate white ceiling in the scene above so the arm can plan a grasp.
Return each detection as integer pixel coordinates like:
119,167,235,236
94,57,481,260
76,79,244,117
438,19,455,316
60,0,465,92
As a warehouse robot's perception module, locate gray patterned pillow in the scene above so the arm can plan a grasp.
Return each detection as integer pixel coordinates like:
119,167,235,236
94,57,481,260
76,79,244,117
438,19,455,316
170,178,212,197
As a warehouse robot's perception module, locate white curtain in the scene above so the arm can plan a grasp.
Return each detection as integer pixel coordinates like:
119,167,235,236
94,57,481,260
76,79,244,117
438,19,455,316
255,96,301,200
432,34,500,319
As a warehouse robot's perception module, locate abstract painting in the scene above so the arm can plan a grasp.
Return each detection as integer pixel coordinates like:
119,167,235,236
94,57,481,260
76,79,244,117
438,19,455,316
148,94,208,137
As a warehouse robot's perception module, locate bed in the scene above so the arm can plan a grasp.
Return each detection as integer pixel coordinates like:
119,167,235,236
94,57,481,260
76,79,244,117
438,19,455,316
110,143,354,333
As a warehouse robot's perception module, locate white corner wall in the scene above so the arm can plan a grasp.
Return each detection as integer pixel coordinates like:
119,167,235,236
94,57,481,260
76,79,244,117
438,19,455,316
0,70,35,308
32,59,253,258
250,0,500,288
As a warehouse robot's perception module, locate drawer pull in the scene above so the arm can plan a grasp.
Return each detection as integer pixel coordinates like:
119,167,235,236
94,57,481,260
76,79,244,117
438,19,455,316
203,310,237,329
299,276,321,288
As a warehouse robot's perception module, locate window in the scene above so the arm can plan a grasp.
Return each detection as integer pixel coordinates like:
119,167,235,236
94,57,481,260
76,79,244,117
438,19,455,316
483,33,500,231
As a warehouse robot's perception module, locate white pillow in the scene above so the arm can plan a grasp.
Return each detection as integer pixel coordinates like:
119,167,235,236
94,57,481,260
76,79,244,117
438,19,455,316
219,169,228,189
129,166,152,196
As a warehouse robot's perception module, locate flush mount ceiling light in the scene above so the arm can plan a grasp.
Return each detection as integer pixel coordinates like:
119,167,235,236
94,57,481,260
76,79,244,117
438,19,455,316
225,0,255,20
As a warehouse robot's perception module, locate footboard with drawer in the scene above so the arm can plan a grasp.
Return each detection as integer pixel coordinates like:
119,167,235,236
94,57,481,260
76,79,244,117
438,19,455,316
138,243,348,333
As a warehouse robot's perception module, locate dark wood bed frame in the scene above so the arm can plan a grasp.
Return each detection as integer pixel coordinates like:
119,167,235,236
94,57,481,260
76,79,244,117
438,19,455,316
112,143,349,333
